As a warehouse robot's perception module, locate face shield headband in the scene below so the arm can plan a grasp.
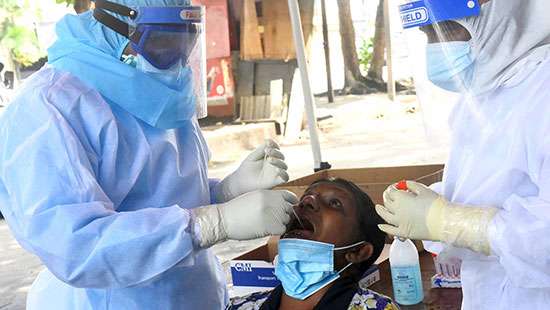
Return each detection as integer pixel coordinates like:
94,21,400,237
93,0,203,70
399,0,480,30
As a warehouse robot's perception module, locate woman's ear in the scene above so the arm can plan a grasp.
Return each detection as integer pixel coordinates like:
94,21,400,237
345,243,374,264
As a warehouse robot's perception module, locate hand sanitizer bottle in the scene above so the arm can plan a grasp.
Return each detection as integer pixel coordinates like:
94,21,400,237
389,237,424,305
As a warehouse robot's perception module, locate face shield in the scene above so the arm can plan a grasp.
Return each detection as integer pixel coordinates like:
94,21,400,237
94,0,208,118
397,0,481,142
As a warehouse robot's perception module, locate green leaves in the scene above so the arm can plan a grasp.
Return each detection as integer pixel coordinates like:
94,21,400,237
1,25,42,66
359,37,375,73
0,0,22,13
0,0,46,66
56,0,74,6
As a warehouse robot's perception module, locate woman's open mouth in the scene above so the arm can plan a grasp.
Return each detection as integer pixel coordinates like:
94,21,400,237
281,210,315,240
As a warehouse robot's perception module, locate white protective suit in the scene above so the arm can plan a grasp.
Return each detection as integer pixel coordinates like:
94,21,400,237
426,0,550,308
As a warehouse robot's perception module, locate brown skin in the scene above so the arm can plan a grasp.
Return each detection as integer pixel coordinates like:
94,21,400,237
123,44,137,57
420,21,472,43
419,0,490,43
279,183,374,310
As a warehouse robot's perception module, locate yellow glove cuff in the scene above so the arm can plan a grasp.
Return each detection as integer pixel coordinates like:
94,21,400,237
427,198,498,256
426,197,447,240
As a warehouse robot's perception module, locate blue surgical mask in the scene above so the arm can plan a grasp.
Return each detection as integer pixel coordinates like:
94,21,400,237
274,238,365,300
426,41,475,92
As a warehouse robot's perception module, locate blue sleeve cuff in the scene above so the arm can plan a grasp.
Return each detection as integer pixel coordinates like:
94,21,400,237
209,178,221,204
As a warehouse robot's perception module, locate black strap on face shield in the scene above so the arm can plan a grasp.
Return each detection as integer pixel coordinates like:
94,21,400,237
93,0,142,42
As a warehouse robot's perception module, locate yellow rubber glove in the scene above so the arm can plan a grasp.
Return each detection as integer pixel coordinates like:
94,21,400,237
376,181,498,255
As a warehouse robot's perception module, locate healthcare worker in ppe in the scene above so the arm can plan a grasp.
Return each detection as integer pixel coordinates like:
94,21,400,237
0,1,298,309
376,0,550,309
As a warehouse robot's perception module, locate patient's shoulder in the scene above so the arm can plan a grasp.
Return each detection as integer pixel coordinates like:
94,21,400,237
348,287,399,310
226,290,273,310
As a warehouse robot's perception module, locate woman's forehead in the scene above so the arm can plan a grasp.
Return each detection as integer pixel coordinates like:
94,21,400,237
304,181,355,199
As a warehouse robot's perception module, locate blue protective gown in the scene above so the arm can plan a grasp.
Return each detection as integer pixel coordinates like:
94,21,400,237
0,3,228,309
0,65,227,309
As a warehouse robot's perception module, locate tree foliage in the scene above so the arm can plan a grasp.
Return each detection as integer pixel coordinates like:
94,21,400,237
337,0,384,94
0,0,80,67
0,0,43,66
358,37,374,73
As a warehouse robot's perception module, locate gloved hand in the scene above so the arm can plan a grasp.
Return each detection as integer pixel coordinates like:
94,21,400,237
193,190,298,248
214,140,290,203
376,181,498,255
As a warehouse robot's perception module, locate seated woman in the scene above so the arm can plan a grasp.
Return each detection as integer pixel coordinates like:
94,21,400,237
227,178,398,310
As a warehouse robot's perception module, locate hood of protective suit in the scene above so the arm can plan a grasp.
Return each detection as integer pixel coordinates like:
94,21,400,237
456,0,550,94
46,0,198,129
51,0,191,61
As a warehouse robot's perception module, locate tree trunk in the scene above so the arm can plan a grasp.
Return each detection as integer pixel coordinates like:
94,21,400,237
74,0,91,13
367,0,385,84
336,0,385,94
299,0,315,46
336,0,363,89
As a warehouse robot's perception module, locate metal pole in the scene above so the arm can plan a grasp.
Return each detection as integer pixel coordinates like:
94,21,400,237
321,0,334,103
383,0,396,101
287,0,330,172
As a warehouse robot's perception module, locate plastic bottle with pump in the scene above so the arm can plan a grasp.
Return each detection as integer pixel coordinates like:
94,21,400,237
389,180,424,305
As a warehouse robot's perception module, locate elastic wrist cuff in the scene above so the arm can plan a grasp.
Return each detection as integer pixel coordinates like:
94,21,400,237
193,205,227,248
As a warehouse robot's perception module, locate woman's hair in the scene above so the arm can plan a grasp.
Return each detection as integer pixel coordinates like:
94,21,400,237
310,178,386,280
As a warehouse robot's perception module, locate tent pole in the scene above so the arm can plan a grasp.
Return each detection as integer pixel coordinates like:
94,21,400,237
287,0,331,172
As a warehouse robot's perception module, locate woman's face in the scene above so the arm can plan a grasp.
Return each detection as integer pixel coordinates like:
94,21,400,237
282,182,361,248
282,181,376,272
